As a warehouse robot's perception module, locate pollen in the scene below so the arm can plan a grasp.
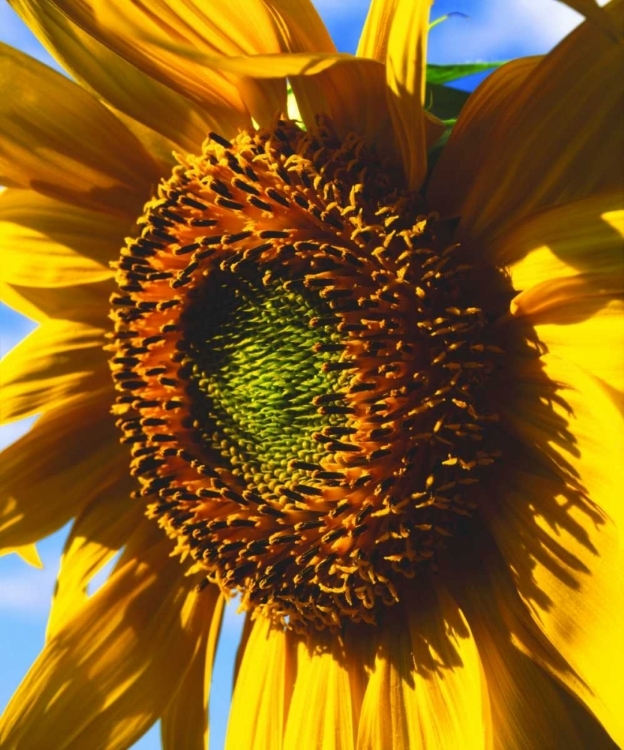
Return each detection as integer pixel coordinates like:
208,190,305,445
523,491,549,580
108,119,503,631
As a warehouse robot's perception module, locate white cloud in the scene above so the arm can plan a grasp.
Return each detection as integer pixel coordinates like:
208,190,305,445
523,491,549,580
428,0,587,62
0,418,36,452
0,568,56,616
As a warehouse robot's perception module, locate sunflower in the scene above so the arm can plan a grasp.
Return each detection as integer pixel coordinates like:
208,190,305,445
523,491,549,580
0,0,623,747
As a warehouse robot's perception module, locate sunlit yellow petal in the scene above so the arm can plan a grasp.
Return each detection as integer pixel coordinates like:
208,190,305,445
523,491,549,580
284,638,355,750
0,44,161,218
0,318,108,424
0,534,214,750
0,189,124,287
0,543,43,569
493,353,624,745
0,392,125,552
226,617,295,750
456,0,624,242
161,586,224,750
0,279,114,325
357,0,398,62
53,0,333,131
505,197,624,394
451,531,618,749
45,476,140,640
357,585,489,749
385,0,430,190
9,0,221,153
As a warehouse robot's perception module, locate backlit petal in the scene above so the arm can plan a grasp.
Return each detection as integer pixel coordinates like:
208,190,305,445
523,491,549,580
0,392,125,552
0,44,160,218
385,0,430,190
503,196,624,395
456,0,624,242
0,279,114,325
161,586,224,750
357,0,398,62
357,584,489,749
426,57,539,219
0,189,124,287
494,353,624,745
45,475,141,640
0,318,109,423
284,638,355,750
0,534,215,750
226,617,295,750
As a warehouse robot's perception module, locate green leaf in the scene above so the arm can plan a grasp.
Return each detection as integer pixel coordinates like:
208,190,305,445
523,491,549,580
425,83,470,121
426,62,506,85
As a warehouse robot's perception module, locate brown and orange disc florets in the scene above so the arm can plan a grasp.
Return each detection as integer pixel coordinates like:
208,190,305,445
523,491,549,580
109,119,502,630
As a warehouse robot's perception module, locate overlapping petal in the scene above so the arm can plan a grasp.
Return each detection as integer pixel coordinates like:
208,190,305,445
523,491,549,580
0,392,125,552
0,44,161,218
357,585,489,749
451,0,624,242
49,0,335,133
161,586,224,750
0,318,109,423
284,639,355,750
504,195,624,396
0,189,124,287
450,533,619,749
0,531,216,750
492,352,624,745
226,616,295,750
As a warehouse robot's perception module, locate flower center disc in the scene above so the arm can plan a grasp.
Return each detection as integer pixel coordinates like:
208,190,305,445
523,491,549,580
110,120,501,630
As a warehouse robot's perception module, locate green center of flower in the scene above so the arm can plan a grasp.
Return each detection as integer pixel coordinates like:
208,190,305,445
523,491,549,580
108,119,502,631
181,274,347,487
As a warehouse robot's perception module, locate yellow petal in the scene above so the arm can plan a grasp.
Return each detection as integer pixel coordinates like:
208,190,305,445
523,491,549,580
499,193,624,274
505,196,624,394
53,0,311,131
357,584,489,749
161,586,224,750
0,535,214,750
284,638,355,750
494,353,624,745
0,318,109,423
455,0,624,242
0,542,43,568
385,0,431,190
357,0,398,62
450,528,618,749
0,278,114,325
45,475,141,640
9,0,220,153
0,44,160,218
0,189,125,287
289,57,392,146
0,392,125,552
226,616,295,750
426,57,539,220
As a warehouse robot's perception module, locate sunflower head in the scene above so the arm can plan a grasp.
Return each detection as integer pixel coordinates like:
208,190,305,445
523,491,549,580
109,117,507,630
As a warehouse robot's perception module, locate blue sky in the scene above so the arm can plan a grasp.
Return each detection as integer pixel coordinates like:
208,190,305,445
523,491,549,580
0,1,592,748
